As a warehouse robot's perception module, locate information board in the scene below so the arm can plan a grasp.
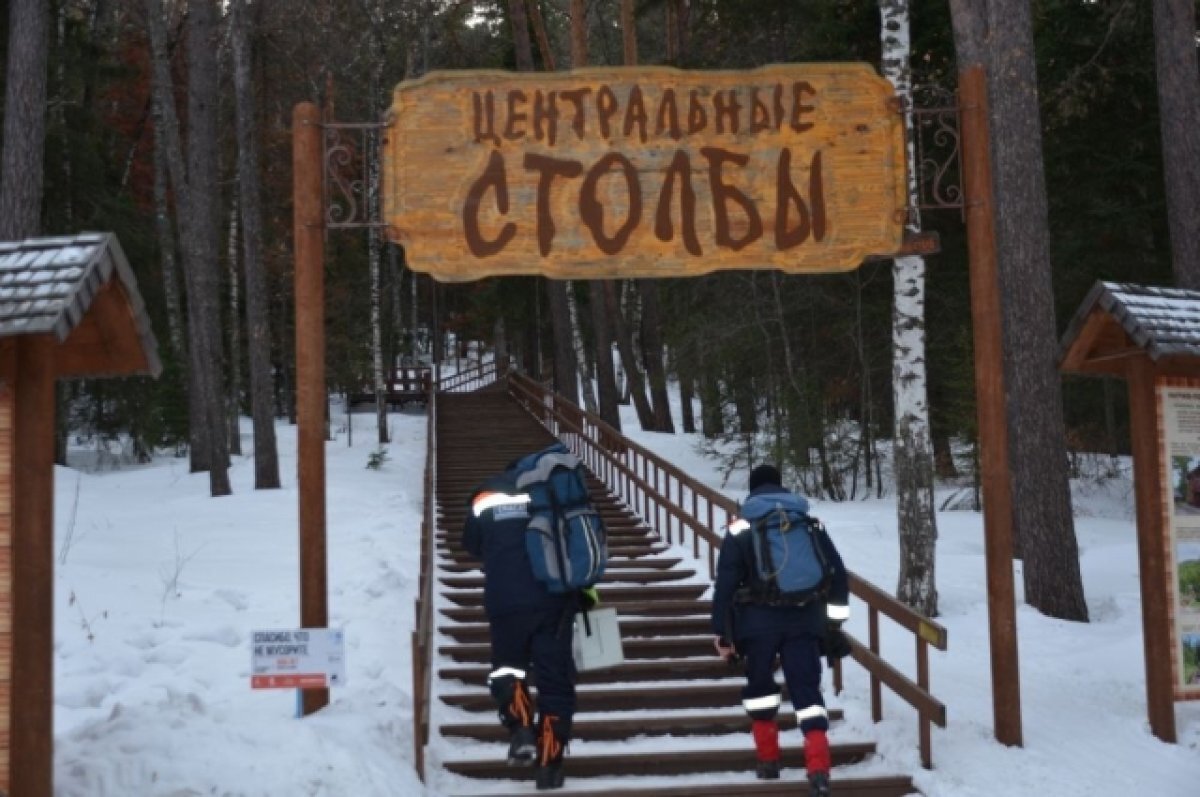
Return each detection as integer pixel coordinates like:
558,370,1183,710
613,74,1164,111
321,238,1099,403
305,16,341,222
250,628,346,690
382,64,907,281
1157,381,1200,699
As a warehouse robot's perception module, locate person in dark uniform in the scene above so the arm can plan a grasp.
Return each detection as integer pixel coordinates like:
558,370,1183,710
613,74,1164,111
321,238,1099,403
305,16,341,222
462,467,577,790
711,464,850,797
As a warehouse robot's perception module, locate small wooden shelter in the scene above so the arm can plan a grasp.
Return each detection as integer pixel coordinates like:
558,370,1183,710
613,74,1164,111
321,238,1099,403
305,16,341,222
0,233,160,796
1060,280,1200,744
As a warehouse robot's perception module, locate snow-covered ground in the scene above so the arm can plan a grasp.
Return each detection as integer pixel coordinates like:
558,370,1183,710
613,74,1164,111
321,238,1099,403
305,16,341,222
50,394,1200,796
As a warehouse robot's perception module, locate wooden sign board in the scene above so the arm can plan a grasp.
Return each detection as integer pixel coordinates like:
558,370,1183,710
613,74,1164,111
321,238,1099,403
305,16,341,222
382,65,907,281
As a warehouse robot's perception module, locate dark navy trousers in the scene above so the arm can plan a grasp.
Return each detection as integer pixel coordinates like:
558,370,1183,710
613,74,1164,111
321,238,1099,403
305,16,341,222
489,607,577,735
739,629,829,733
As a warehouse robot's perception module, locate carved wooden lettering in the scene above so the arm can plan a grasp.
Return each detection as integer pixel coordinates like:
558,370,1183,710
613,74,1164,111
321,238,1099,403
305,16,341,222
383,64,906,280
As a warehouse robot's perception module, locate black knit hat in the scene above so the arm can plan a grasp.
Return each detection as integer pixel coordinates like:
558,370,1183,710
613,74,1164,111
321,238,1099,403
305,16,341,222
748,464,782,491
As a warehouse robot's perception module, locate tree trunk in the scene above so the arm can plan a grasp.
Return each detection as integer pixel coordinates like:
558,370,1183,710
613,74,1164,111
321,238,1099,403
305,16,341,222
590,282,621,430
567,282,598,413
547,280,579,403
152,114,187,363
493,316,508,373
367,7,389,445
146,0,216,478
184,0,231,495
639,281,675,432
681,357,700,432
53,2,72,229
0,0,49,239
527,0,556,70
227,192,243,457
606,282,655,428
983,0,1086,620
512,0,576,403
1152,0,1200,289
881,0,938,617
699,346,723,438
508,0,535,71
565,1,620,426
231,0,280,488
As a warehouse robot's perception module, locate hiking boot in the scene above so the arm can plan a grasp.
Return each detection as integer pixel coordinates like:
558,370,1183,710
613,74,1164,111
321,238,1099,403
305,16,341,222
506,724,536,767
755,759,781,780
809,771,831,797
535,714,567,790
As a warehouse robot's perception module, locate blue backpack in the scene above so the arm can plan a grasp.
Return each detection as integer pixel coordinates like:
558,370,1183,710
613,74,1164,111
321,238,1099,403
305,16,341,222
739,492,831,605
511,443,608,593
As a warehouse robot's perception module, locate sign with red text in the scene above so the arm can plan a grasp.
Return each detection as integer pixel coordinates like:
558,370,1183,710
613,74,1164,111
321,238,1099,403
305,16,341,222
250,628,346,689
382,65,907,281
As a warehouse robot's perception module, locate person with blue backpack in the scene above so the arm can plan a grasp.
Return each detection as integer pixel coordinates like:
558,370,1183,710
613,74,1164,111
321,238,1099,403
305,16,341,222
461,444,607,791
711,464,850,797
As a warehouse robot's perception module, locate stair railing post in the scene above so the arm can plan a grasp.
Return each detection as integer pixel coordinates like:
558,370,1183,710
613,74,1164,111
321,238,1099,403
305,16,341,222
869,606,882,722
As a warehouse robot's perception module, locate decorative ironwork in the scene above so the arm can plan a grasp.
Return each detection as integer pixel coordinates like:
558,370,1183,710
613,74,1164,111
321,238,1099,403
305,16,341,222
323,121,388,229
912,84,963,215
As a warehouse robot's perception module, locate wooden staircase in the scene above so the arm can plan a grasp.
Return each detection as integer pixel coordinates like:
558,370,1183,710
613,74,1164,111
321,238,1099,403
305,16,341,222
430,389,918,796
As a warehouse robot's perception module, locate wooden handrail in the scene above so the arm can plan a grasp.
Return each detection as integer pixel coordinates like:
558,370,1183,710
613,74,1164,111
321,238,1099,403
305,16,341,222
506,371,948,768
411,377,437,780
437,359,500,393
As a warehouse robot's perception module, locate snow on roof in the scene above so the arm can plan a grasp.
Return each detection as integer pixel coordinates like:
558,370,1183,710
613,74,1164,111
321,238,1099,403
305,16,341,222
1061,280,1200,362
0,232,161,375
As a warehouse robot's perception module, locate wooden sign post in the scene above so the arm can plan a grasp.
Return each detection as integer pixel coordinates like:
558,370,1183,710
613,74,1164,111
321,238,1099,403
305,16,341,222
382,65,908,280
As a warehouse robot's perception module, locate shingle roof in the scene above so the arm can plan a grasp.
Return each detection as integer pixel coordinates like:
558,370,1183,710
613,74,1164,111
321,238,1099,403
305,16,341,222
1060,281,1200,363
0,232,161,375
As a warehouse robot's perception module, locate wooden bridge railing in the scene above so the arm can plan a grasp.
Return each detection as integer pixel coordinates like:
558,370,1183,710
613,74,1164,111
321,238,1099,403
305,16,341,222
507,371,948,768
410,378,437,780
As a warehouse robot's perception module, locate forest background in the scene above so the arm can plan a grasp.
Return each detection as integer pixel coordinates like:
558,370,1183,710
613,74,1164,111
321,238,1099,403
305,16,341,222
0,0,1195,624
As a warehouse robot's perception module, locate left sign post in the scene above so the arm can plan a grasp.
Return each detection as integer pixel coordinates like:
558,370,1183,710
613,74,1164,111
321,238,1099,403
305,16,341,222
251,628,346,690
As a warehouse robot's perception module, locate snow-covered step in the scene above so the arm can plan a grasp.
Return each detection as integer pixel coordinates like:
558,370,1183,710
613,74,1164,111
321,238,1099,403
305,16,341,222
441,741,877,779
446,774,917,797
439,634,719,663
441,682,789,713
440,709,840,741
438,614,710,642
440,582,708,607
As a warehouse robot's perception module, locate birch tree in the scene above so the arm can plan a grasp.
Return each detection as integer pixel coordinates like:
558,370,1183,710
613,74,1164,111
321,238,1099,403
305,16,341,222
880,0,938,616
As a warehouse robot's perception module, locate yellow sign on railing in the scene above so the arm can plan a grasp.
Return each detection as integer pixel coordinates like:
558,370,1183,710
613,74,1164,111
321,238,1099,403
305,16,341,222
382,64,907,281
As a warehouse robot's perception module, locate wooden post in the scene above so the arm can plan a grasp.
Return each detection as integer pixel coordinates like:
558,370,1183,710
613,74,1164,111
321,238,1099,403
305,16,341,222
958,65,1023,747
11,335,56,797
1126,359,1177,742
293,101,329,716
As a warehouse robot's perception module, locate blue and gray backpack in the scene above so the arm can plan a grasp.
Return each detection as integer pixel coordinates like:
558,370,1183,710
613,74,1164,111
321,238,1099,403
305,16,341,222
736,491,831,605
511,443,608,593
